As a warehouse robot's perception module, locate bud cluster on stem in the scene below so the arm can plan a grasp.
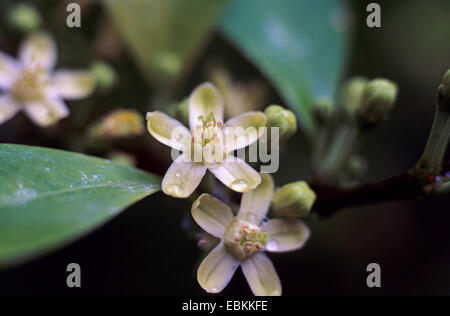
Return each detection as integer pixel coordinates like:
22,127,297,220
312,76,398,184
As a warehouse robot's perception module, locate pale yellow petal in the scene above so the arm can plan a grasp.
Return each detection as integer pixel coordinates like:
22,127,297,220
238,173,274,224
191,193,234,238
223,111,266,152
19,32,56,69
162,154,206,198
197,242,240,293
0,95,21,125
189,82,223,130
262,218,310,252
24,98,68,127
51,70,96,100
146,111,191,151
208,155,261,193
241,252,281,296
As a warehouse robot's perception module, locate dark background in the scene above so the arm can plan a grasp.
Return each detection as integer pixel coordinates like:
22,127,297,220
0,0,449,295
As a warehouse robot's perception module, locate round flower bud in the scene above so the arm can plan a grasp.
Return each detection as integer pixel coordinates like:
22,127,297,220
264,105,297,142
92,109,144,139
91,61,116,89
312,97,333,125
9,4,41,32
442,69,450,99
339,77,368,115
272,181,316,218
358,78,398,125
107,151,137,167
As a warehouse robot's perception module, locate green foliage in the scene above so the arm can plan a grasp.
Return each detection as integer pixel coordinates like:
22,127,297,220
104,0,228,88
220,0,348,134
0,144,160,266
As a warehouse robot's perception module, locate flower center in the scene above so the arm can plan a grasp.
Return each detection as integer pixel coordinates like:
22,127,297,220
11,67,47,104
189,112,225,164
224,219,268,261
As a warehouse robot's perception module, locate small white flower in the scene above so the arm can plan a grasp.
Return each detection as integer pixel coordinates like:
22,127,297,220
147,82,267,198
191,174,311,296
0,32,96,127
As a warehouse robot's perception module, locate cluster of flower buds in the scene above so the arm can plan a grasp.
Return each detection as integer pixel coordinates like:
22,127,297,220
339,76,398,126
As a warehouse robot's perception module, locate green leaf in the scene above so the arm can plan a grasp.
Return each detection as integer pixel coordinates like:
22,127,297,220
0,144,160,267
104,0,228,88
220,0,349,134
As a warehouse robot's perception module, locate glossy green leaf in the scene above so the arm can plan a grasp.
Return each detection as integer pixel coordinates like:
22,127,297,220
104,0,228,87
0,144,160,267
220,0,349,134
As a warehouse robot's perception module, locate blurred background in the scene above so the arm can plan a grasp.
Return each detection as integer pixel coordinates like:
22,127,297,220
0,0,449,295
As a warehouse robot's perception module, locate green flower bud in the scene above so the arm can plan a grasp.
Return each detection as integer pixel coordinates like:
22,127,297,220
91,61,116,89
312,97,333,125
441,69,450,99
339,77,368,115
107,151,137,167
154,51,182,78
174,98,189,127
272,181,316,218
264,105,297,142
9,4,41,32
91,109,144,139
358,78,398,125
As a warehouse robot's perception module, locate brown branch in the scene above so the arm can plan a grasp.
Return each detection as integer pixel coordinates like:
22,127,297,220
311,173,424,218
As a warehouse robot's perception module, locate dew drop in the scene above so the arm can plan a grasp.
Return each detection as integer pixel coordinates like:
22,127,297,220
230,179,250,192
166,184,184,196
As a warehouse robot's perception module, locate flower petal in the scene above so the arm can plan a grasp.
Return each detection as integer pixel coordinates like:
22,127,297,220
0,52,20,89
24,97,68,127
51,70,96,100
241,252,281,296
262,218,310,253
146,111,191,151
238,173,274,224
19,32,57,69
162,154,206,198
197,242,240,293
237,173,275,225
208,156,261,193
0,95,21,125
191,193,234,238
223,111,266,152
189,82,224,131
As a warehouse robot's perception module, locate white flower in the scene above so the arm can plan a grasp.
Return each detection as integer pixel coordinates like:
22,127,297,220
146,82,267,198
191,174,310,296
0,32,96,126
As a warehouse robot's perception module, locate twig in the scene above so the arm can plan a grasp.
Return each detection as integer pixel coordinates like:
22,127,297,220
311,172,423,217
